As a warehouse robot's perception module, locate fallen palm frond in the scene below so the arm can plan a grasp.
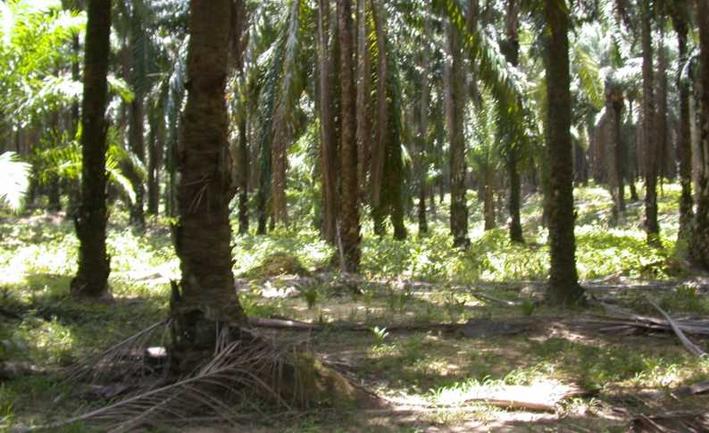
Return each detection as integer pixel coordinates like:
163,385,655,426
578,312,709,338
18,319,375,433
65,319,172,384
647,299,707,357
673,380,709,398
630,411,709,433
20,330,297,433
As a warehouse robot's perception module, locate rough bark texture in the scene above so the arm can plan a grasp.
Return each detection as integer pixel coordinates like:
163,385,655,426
543,0,583,306
507,154,523,239
690,0,709,269
641,0,660,246
318,0,338,244
370,2,406,240
370,0,389,237
674,15,693,243
70,0,112,299
128,97,146,228
127,7,147,228
445,22,469,249
416,13,431,236
171,0,246,372
270,120,288,227
356,0,371,202
237,108,249,235
606,83,625,224
337,0,361,272
501,0,523,242
483,169,496,231
147,104,164,216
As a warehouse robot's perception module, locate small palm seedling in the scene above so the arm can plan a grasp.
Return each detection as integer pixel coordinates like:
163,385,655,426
520,299,536,316
302,285,319,310
370,326,389,346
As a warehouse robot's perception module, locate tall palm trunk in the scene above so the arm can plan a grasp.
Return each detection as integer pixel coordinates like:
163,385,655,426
356,0,371,201
502,0,523,243
482,168,496,231
416,10,431,236
147,102,164,216
543,0,583,306
370,1,406,240
171,0,246,371
337,0,361,272
66,22,83,219
71,0,112,299
673,12,693,243
318,0,338,244
445,22,469,248
237,105,249,235
641,0,660,245
126,7,147,229
128,97,146,228
690,0,709,269
607,83,625,224
370,0,388,237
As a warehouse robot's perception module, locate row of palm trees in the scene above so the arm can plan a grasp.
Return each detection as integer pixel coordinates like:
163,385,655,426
66,0,709,311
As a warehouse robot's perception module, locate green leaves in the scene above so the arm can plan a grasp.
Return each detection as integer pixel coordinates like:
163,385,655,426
0,0,85,124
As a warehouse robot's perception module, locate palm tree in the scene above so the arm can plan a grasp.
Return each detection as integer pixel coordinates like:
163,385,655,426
356,0,371,205
501,0,524,243
71,0,112,299
445,19,469,248
124,0,148,229
641,0,660,246
337,0,361,272
370,0,406,240
606,80,626,224
171,0,246,371
544,0,584,306
689,0,709,269
670,0,693,243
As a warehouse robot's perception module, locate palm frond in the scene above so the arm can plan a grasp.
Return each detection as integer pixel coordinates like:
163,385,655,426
0,152,30,211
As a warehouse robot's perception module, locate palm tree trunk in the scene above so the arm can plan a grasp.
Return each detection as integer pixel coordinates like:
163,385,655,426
71,0,112,299
66,30,82,219
126,7,147,229
445,22,469,248
626,97,640,202
689,0,709,269
502,0,523,243
356,0,371,201
641,0,660,246
237,106,249,235
416,11,431,236
128,97,146,229
171,0,246,372
270,127,288,227
607,83,625,224
483,169,496,231
318,0,338,244
371,0,388,237
147,104,164,216
674,14,693,243
337,0,361,272
543,0,583,306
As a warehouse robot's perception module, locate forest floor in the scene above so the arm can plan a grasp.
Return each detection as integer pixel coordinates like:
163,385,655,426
1,183,708,432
